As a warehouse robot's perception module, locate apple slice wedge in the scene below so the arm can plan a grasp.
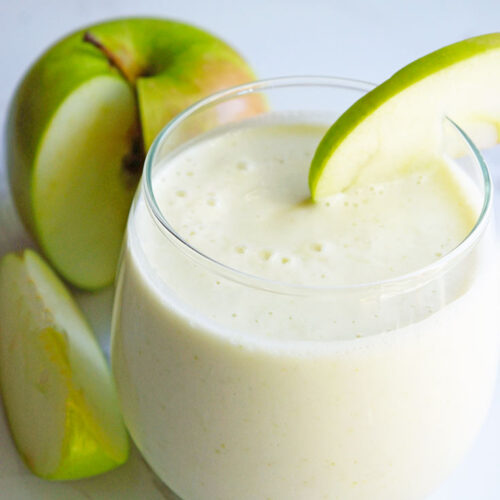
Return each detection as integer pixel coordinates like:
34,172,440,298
309,33,500,199
0,250,129,480
31,76,138,290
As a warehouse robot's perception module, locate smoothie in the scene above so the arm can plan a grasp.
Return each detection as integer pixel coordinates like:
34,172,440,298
111,113,499,499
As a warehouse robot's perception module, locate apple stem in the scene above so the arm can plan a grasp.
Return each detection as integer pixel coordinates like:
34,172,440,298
83,31,134,83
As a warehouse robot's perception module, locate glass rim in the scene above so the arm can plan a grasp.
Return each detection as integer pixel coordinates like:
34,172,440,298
143,75,492,295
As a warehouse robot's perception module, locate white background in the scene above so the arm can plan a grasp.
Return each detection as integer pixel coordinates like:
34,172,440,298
0,1,499,499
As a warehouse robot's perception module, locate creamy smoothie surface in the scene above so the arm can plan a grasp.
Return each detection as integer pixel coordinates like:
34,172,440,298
153,118,477,287
132,114,483,343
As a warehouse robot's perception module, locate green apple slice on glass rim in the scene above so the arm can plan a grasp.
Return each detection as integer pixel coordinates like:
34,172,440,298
309,33,500,200
0,249,129,480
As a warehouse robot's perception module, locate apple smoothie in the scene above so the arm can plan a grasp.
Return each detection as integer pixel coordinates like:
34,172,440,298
112,111,499,499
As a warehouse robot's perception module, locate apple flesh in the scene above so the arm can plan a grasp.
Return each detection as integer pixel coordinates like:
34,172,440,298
309,33,500,199
7,18,263,290
0,250,129,479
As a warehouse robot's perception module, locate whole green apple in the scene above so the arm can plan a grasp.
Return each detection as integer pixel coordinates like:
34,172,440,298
7,18,263,290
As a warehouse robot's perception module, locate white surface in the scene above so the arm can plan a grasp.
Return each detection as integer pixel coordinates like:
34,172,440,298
0,1,499,498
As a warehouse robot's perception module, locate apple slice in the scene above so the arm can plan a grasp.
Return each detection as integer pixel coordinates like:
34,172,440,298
8,18,263,290
309,33,500,199
0,250,129,480
32,76,138,290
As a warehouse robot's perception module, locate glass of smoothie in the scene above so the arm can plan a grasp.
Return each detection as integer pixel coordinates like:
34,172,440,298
111,77,499,500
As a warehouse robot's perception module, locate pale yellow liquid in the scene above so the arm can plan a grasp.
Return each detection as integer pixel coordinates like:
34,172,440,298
156,122,476,287
112,115,499,499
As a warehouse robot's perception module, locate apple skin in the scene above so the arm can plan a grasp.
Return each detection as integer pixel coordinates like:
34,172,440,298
309,33,500,199
7,18,263,290
0,250,129,480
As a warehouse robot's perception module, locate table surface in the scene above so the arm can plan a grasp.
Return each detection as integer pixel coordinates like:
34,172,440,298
1,1,499,498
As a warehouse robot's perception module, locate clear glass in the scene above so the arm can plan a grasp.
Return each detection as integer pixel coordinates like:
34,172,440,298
111,77,499,500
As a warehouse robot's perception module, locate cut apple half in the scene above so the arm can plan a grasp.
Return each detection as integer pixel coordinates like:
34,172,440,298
0,250,129,480
309,33,500,199
8,18,264,290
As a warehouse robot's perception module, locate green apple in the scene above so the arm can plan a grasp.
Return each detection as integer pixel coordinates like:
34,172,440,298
7,18,263,290
0,249,129,479
310,33,500,199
